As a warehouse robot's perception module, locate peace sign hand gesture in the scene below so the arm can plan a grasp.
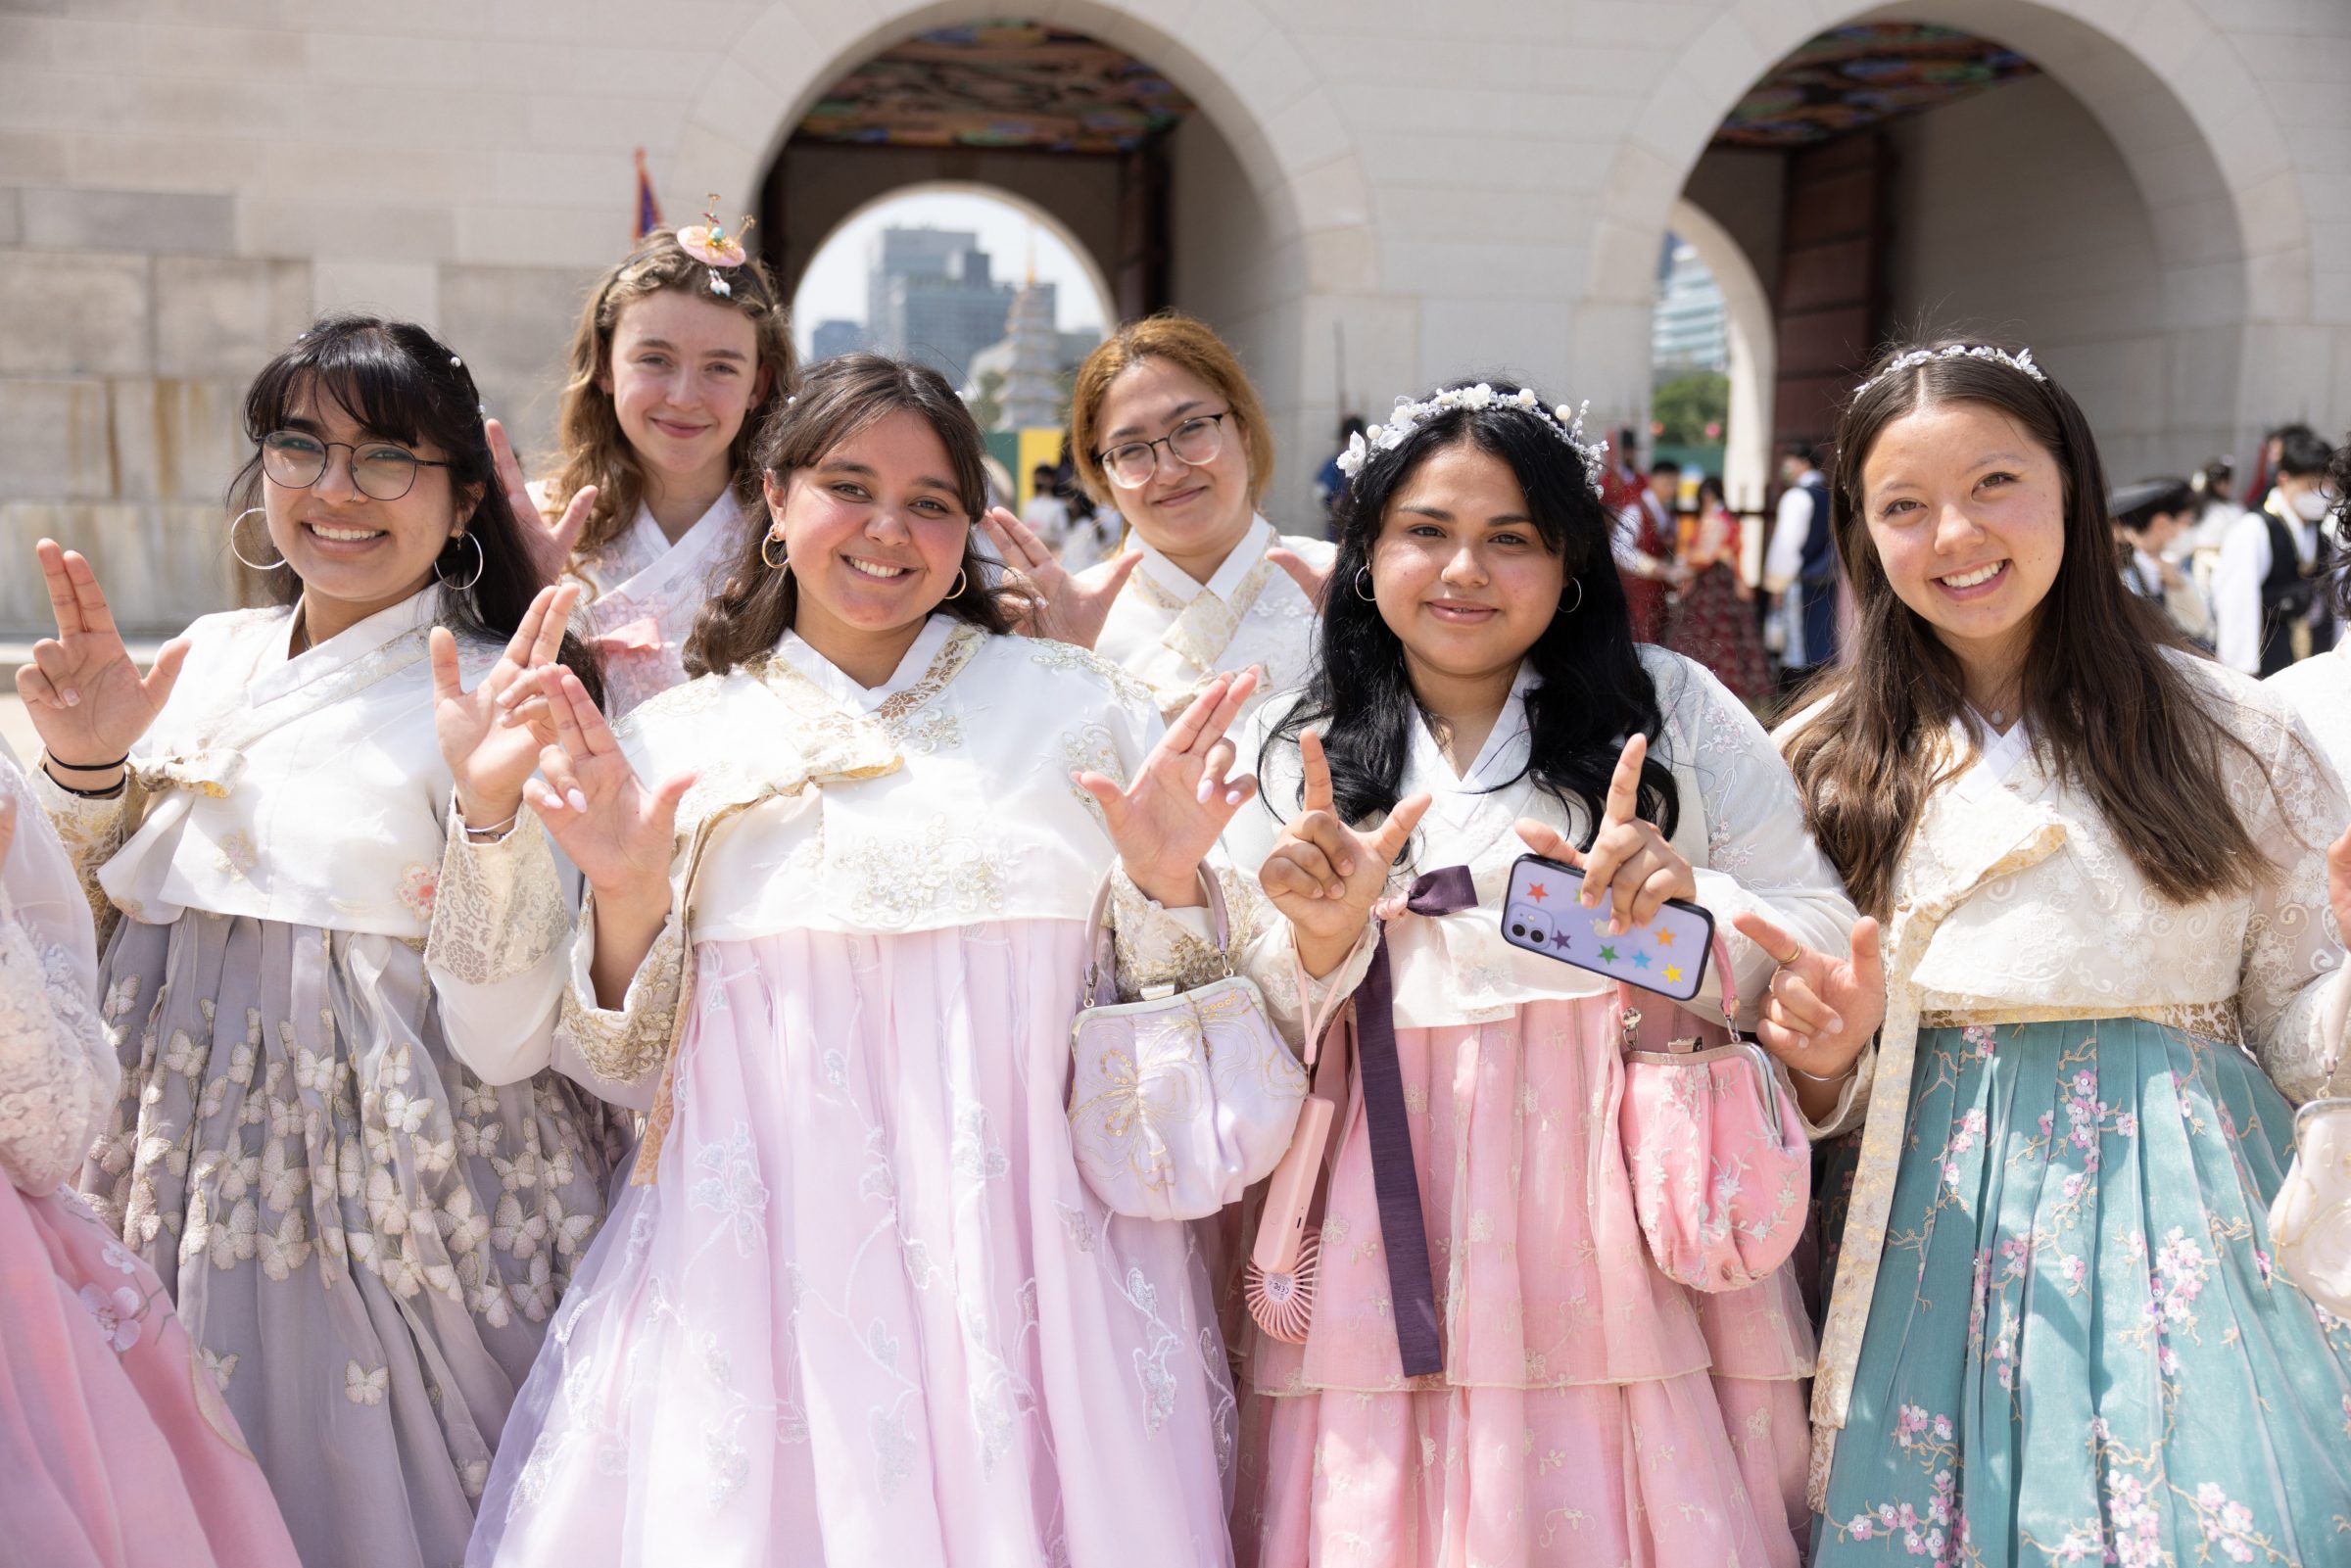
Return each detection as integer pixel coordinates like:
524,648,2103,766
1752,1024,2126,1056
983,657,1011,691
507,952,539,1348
431,583,579,829
16,540,188,784
1512,733,1693,935
1260,729,1433,978
1729,909,1886,1114
486,419,596,585
1078,669,1260,909
981,506,1142,648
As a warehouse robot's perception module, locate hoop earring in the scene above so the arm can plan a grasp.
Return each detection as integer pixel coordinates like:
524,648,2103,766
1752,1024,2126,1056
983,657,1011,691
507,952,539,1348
227,507,287,572
435,532,485,593
950,567,970,598
1353,565,1376,601
1556,578,1583,617
760,530,790,573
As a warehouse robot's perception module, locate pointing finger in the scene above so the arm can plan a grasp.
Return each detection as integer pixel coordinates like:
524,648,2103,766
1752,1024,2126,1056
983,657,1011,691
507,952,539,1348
1299,729,1335,816
1601,732,1647,828
1367,791,1433,865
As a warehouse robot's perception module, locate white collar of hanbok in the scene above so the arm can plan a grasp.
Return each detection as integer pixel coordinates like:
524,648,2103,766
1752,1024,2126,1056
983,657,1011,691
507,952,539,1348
775,613,959,714
1135,513,1274,604
620,489,742,565
1946,711,2036,805
255,586,441,706
1406,661,1538,802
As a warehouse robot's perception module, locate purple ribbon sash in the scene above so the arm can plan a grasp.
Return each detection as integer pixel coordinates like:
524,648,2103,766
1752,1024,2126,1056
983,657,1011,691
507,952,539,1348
1354,863,1477,1379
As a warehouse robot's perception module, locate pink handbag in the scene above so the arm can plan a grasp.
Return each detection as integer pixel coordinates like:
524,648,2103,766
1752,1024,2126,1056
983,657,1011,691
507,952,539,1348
1616,930,1810,1293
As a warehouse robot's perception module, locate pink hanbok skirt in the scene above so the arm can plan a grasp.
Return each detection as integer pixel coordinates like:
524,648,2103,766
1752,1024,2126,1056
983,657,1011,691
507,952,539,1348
469,922,1237,1566
1235,991,1811,1567
0,1178,298,1568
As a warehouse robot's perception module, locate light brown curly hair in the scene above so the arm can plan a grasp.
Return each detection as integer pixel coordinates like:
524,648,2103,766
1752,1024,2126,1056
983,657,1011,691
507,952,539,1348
545,228,796,563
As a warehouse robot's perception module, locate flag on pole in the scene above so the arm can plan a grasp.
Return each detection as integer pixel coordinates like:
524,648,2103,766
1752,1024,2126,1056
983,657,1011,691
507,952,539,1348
633,148,663,239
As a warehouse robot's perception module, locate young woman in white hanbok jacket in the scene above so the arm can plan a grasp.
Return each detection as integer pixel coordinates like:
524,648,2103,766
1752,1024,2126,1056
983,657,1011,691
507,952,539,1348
491,221,794,715
988,313,1334,724
16,316,625,1568
1120,380,1865,1566
1755,343,2351,1563
430,354,1268,1566
0,736,303,1568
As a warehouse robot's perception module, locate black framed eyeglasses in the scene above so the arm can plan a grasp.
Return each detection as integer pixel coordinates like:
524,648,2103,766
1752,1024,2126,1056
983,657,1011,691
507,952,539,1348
260,429,454,502
1096,410,1229,490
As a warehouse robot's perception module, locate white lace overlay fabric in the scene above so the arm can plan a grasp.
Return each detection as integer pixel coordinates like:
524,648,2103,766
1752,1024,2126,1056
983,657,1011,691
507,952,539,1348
0,743,110,1193
561,491,749,717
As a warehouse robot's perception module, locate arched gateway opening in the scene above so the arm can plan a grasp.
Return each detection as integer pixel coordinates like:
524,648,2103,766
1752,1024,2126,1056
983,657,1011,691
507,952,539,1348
1617,1,2284,495
681,5,1352,523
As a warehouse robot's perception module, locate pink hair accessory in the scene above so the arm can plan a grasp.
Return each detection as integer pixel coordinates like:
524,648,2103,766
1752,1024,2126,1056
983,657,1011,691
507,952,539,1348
676,195,752,296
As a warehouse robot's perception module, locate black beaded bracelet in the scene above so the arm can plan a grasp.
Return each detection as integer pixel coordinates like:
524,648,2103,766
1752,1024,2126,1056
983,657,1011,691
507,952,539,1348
41,763,125,799
45,751,128,773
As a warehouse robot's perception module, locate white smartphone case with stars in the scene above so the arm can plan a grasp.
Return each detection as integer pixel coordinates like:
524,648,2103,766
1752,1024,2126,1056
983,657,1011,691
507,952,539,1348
1499,853,1715,1003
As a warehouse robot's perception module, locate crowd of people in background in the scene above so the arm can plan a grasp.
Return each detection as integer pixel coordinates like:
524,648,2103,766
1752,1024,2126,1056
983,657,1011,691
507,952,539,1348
6,217,2351,1568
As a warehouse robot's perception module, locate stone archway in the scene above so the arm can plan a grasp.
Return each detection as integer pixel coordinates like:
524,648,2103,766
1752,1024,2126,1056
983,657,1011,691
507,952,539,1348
1667,197,1778,515
1587,0,2308,467
673,0,1372,523
781,178,1121,354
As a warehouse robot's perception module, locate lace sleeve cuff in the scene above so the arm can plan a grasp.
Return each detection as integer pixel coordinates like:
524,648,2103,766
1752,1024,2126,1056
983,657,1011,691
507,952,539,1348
425,803,569,986
1107,863,1239,999
553,897,685,1096
27,766,134,943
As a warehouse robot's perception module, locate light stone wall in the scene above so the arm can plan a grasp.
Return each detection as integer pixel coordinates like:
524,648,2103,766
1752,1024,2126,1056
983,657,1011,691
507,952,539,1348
2,0,2346,632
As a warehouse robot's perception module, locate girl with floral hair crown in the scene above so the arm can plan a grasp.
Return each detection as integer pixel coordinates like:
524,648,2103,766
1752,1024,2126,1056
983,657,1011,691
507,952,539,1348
1123,375,1863,1565
493,214,795,715
1768,340,2351,1560
18,315,626,1568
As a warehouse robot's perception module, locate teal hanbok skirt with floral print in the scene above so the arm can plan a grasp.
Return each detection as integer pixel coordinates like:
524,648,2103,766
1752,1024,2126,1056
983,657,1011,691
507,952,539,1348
1814,1018,2351,1566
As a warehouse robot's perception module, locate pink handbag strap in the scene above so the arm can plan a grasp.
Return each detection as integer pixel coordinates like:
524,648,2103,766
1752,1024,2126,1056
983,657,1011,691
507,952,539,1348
1614,927,1742,1048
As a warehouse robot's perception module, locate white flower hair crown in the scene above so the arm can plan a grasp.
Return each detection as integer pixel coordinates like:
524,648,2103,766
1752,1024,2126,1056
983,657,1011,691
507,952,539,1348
1336,382,1610,498
1857,343,2045,399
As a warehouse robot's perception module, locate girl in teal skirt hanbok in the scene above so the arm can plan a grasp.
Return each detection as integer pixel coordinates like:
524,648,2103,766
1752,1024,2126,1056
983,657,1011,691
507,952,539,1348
1732,340,2351,1565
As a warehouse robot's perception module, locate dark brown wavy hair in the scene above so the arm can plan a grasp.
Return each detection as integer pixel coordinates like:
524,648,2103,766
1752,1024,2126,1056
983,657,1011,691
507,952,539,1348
546,229,795,565
231,312,604,707
1782,339,2268,918
685,354,1018,677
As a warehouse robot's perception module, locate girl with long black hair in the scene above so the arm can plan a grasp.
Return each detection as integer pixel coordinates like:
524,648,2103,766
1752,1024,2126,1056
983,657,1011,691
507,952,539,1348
1126,379,1860,1565
16,314,624,1568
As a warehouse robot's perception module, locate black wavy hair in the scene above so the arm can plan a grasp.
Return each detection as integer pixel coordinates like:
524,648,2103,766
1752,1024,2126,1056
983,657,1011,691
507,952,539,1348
1267,379,1678,844
229,312,604,707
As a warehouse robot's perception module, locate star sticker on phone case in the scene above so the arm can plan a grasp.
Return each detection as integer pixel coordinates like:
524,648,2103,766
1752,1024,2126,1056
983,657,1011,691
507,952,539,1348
1552,930,1574,950
1597,944,1618,963
1653,928,1675,947
1528,882,1549,902
1631,951,1651,970
1664,965,1683,983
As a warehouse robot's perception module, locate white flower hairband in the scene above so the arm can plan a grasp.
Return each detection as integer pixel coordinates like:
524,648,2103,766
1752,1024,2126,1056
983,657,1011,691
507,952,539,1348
1856,343,2045,399
1337,382,1610,498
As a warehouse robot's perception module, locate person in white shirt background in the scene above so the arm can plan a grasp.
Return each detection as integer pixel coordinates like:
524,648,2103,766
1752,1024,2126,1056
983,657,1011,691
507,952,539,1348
1762,441,1839,693
2213,422,2340,675
2109,475,2213,647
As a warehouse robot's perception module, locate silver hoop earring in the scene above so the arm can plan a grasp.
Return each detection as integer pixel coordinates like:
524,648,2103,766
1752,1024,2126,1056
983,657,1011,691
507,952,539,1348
1353,565,1376,602
436,532,485,592
950,567,970,598
1556,578,1583,617
227,507,288,571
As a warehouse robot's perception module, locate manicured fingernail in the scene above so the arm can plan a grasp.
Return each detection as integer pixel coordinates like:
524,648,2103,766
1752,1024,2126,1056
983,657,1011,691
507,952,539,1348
1327,883,1344,898
566,788,588,812
1224,787,1244,805
1825,1019,1845,1035
62,690,78,706
1196,777,1214,803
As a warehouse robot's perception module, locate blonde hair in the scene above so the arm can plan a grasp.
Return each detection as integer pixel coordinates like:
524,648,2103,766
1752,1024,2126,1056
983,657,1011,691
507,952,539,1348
1068,311,1273,507
547,228,796,560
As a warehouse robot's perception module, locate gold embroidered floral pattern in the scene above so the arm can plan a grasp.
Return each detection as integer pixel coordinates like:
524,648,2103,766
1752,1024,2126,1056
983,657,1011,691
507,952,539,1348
425,816,569,987
837,818,1008,930
558,914,685,1092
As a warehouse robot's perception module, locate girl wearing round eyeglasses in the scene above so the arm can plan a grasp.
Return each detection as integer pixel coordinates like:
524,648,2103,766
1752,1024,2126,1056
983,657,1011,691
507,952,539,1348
988,312,1334,722
14,314,625,1568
